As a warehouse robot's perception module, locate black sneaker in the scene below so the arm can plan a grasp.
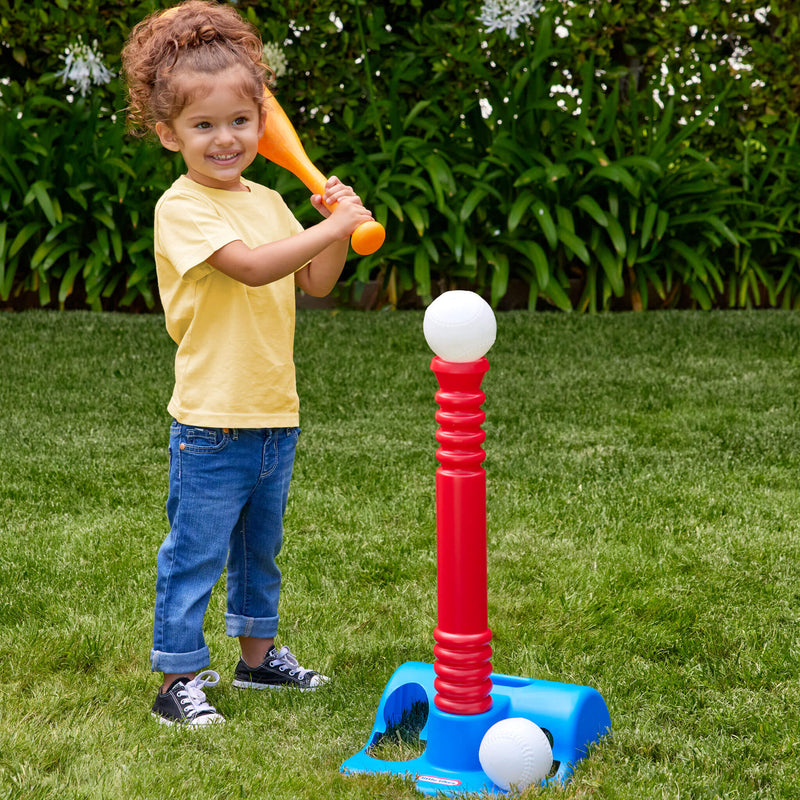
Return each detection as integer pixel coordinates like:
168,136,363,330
151,670,225,726
233,645,329,691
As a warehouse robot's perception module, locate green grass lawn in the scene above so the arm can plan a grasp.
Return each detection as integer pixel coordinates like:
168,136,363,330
0,308,798,799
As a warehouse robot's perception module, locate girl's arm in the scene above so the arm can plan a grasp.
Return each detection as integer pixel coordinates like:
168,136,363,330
295,178,366,297
206,178,373,295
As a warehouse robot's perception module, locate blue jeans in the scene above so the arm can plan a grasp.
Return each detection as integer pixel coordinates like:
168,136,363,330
151,422,299,675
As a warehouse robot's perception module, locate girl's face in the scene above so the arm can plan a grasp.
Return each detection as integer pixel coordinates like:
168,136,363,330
156,66,266,192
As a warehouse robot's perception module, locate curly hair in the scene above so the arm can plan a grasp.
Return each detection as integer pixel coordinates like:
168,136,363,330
121,0,273,136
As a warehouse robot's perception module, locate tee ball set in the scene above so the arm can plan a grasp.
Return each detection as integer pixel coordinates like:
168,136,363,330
339,292,611,795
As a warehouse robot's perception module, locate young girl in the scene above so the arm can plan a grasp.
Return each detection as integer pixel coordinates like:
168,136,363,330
121,0,374,726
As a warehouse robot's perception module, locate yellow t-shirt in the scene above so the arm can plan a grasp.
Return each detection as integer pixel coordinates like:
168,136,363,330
154,175,303,427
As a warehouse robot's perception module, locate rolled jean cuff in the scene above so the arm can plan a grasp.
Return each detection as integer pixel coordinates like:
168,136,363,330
150,645,210,675
225,612,279,640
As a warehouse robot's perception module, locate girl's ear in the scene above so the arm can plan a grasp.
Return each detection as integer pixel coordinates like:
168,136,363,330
156,121,181,152
257,106,267,140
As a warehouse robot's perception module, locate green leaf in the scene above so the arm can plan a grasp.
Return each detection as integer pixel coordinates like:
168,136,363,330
595,243,624,296
58,257,84,303
102,157,138,180
423,152,456,212
616,156,662,176
413,247,431,297
586,164,638,196
558,227,591,265
0,149,27,195
576,195,609,227
527,279,539,310
375,190,404,222
24,181,60,226
403,100,433,128
542,279,573,312
93,210,116,230
545,163,571,184
489,252,509,308
45,218,81,244
689,282,713,310
38,242,73,273
31,239,61,270
111,228,123,264
641,203,659,247
463,237,478,271
388,174,434,204
607,190,619,218
606,216,628,257
506,239,550,288
629,205,638,236
9,222,45,258
626,237,640,269
529,10,554,71
402,202,427,236
667,239,708,277
656,210,670,240
555,205,575,234
705,215,740,247
532,202,558,249
95,229,111,260
460,187,488,223
515,166,547,187
508,192,537,233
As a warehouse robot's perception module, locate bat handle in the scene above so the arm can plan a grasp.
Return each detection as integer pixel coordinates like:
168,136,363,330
316,183,386,255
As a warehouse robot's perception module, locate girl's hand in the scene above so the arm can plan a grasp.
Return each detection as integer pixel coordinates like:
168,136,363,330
310,176,366,215
312,176,374,239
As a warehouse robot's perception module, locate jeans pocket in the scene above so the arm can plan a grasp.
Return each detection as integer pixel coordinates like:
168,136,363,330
178,425,231,454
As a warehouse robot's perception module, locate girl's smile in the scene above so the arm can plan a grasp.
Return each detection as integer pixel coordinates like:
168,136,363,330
156,66,265,191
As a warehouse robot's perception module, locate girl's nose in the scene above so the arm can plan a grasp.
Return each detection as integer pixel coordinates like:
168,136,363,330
214,127,235,146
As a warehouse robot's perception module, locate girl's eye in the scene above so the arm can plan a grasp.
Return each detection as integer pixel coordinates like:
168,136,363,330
196,121,211,130
233,117,248,126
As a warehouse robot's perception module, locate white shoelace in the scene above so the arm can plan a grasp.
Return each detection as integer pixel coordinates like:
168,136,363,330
180,670,221,718
270,646,313,679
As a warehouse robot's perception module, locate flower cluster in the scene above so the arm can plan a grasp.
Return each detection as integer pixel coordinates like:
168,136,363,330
478,0,543,40
262,42,289,79
55,36,113,97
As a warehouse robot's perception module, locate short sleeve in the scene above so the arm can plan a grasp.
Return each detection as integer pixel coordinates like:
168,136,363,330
155,191,241,280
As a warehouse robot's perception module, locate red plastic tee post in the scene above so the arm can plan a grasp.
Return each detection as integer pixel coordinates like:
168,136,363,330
431,356,493,715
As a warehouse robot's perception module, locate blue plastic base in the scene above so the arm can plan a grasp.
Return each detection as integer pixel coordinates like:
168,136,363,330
341,662,611,796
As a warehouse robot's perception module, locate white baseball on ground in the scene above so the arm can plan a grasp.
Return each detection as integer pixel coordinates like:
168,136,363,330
478,717,553,791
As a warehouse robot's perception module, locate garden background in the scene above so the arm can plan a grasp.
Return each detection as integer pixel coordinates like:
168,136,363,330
2,0,800,313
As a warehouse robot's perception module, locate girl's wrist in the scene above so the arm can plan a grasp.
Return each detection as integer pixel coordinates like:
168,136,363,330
318,213,351,243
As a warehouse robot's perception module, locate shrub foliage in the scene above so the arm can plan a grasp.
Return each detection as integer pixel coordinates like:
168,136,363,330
1,0,799,311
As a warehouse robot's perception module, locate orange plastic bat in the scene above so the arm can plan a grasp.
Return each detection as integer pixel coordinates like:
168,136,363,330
258,88,385,256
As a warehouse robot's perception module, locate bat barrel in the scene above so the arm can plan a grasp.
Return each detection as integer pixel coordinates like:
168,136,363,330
351,220,386,256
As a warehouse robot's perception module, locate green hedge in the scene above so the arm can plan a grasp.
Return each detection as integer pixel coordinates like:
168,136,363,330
1,0,799,311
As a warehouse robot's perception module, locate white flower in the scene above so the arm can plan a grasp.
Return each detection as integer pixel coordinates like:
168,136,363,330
262,41,289,79
478,0,543,40
328,12,344,32
55,36,113,97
